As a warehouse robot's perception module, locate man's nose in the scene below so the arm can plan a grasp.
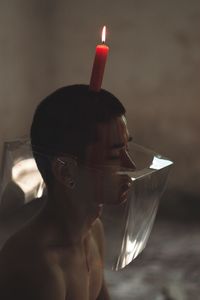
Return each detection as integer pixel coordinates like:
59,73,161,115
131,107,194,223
121,150,136,169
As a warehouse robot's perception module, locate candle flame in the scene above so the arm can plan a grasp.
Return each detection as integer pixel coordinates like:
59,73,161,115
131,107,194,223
101,26,106,43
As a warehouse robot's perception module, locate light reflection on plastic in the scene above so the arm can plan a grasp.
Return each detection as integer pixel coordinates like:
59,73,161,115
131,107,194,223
150,156,173,170
12,158,44,198
121,235,145,268
126,237,136,253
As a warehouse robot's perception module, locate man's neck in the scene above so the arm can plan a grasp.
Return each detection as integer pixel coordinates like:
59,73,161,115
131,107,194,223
37,189,96,247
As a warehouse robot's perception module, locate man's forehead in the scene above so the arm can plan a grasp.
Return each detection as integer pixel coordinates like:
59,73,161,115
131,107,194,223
85,116,130,163
96,116,130,145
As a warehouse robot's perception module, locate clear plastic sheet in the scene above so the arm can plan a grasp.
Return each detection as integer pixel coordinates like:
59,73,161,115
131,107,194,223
101,143,173,270
0,138,46,249
0,138,173,270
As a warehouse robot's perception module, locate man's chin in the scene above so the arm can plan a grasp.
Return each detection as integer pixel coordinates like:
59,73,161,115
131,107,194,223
119,191,129,204
94,204,103,217
88,204,103,223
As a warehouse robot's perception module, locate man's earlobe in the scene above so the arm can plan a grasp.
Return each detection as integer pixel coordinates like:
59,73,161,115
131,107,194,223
51,157,77,187
51,158,68,184
64,178,76,189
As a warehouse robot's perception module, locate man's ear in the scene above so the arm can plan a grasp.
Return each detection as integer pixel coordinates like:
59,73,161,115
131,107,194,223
51,157,77,185
51,157,69,185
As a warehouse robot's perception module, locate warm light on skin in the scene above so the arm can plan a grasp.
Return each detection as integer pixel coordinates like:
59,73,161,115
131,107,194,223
101,26,106,43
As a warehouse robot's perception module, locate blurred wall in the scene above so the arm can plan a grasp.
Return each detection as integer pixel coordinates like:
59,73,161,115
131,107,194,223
0,0,200,211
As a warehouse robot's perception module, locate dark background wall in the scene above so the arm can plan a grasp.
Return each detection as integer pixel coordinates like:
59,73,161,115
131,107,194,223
0,0,200,218
0,2,200,299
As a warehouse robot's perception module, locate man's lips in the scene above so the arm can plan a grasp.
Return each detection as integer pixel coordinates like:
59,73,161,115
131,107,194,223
119,182,132,203
120,182,132,195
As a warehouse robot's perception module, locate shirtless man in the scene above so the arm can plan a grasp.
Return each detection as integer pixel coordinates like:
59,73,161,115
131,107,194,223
0,85,134,299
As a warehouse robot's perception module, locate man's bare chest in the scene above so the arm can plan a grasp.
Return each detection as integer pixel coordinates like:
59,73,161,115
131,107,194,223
47,235,103,300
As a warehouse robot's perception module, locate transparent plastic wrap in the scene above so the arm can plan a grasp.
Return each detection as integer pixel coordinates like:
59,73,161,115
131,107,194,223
0,138,173,270
101,143,173,270
0,138,46,249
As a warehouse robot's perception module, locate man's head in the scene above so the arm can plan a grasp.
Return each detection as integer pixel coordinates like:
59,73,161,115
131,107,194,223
30,84,126,188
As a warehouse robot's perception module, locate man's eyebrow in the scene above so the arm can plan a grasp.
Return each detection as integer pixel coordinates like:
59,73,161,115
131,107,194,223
111,136,133,149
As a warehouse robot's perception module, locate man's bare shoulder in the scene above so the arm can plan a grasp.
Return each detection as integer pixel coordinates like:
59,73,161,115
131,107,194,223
0,250,66,300
0,264,65,300
0,224,66,300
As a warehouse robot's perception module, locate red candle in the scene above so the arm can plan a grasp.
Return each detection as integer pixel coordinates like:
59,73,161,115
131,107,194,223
89,26,109,92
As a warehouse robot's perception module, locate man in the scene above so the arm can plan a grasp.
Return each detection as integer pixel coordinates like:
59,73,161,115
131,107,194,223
0,85,135,299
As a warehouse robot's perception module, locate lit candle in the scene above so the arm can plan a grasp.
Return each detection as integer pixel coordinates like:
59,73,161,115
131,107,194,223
89,26,109,92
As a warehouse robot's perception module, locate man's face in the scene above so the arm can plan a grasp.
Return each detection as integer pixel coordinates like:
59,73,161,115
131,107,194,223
79,115,135,206
85,115,133,167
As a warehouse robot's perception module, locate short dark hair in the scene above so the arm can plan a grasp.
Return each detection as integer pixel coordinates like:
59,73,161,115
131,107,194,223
30,84,125,185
